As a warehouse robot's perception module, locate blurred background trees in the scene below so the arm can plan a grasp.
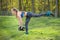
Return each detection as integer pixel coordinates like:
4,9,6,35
0,0,60,17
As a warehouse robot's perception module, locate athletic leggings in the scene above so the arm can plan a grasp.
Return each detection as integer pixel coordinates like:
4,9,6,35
25,12,46,34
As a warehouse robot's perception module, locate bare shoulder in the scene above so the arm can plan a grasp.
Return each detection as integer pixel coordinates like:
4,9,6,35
17,11,21,17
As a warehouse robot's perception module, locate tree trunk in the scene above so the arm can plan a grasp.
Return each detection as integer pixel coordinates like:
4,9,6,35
19,0,22,10
58,0,59,17
44,0,46,11
48,0,50,10
55,0,59,17
31,0,35,13
1,0,2,11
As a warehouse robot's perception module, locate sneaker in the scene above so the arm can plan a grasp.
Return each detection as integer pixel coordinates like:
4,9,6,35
18,26,25,31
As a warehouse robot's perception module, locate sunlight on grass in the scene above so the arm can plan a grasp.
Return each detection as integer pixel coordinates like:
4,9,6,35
0,16,60,40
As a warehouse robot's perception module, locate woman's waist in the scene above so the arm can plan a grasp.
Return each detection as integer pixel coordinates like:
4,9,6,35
26,12,33,17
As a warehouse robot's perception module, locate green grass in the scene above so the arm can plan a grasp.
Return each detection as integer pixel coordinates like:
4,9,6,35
0,16,60,40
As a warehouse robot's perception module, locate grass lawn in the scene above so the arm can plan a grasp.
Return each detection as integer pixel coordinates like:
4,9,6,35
0,16,60,40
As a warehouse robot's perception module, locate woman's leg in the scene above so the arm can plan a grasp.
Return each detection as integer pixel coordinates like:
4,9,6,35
31,13,46,17
31,13,54,17
25,17,31,34
27,12,46,17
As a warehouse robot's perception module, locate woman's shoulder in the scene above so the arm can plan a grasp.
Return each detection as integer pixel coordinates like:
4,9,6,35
18,11,22,14
17,11,21,16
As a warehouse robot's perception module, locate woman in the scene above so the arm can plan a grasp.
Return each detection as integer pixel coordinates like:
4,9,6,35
11,8,54,34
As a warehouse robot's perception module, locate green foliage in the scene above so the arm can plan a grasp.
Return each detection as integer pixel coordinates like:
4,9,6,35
0,0,60,13
0,16,60,40
0,0,19,11
0,0,60,17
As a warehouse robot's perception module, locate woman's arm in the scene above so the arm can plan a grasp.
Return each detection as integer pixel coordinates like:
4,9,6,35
17,12,23,26
17,16,23,26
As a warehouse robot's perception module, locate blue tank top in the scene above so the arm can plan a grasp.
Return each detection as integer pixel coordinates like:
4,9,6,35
21,11,24,18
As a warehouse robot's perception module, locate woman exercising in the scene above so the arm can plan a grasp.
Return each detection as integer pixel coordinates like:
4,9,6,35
11,8,54,34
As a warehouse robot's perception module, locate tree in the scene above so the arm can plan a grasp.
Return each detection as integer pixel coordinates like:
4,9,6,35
48,0,50,10
31,0,35,13
55,0,59,17
19,0,22,10
0,0,2,11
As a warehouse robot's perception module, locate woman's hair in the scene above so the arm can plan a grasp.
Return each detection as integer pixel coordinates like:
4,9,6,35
11,8,18,13
11,8,19,18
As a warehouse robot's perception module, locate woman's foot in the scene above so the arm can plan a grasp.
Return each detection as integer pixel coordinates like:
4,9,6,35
18,26,25,31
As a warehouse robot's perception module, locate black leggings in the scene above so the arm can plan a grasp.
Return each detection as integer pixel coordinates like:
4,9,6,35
25,12,46,34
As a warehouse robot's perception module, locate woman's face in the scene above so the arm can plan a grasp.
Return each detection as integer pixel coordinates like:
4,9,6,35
11,9,16,15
